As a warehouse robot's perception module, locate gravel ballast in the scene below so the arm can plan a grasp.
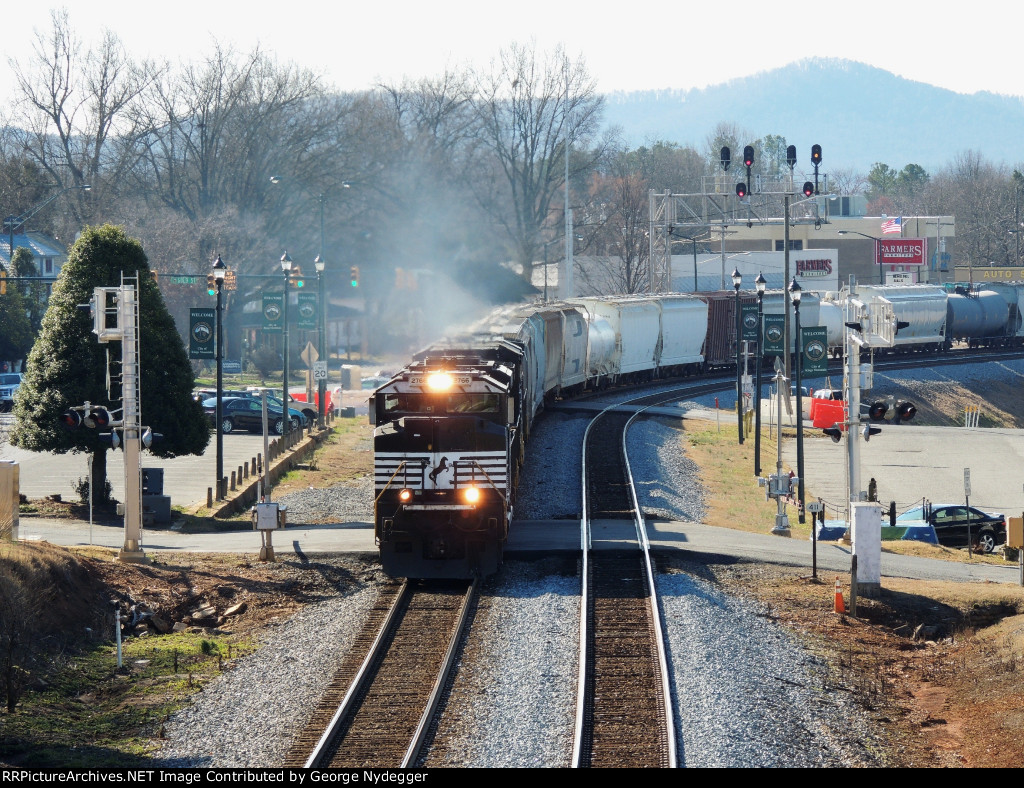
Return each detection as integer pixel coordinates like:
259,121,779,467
152,387,896,768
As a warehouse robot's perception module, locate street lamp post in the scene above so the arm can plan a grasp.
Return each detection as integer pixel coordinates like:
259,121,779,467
314,253,326,429
789,277,806,523
280,251,292,435
212,255,227,499
754,272,766,475
732,267,744,445
542,239,556,302
837,230,884,284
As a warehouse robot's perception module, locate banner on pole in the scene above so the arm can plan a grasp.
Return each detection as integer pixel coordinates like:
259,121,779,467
801,326,828,377
741,303,759,342
297,293,317,330
262,293,284,332
762,314,785,356
189,308,215,359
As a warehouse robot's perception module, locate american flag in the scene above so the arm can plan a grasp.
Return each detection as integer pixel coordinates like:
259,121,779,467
881,217,903,234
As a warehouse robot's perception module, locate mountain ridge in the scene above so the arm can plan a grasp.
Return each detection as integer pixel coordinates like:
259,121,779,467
600,58,1024,174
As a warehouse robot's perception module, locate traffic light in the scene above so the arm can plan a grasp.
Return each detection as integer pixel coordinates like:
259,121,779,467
720,146,731,171
811,144,822,166
207,273,216,296
895,401,917,422
290,265,305,288
743,145,754,168
802,181,814,198
867,401,889,421
735,182,748,199
350,266,359,287
150,269,159,284
786,145,797,168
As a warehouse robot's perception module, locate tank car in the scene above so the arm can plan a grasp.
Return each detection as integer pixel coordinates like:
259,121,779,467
971,283,1024,345
945,288,1011,347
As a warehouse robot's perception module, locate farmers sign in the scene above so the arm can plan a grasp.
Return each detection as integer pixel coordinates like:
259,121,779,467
877,238,926,266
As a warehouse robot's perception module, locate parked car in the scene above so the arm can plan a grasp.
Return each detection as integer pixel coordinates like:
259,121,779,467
195,389,309,426
896,503,1006,553
201,396,301,435
0,373,23,412
245,387,316,425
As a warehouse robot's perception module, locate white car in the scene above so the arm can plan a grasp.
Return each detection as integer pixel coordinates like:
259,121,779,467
0,373,23,411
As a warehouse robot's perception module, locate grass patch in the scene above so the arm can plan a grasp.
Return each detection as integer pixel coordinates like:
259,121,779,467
683,418,810,538
2,632,254,767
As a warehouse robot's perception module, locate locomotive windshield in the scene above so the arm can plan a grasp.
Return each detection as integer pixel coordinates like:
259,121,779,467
381,392,500,416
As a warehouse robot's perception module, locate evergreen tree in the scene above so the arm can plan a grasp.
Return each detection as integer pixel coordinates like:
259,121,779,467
10,225,209,505
11,247,46,335
0,282,31,369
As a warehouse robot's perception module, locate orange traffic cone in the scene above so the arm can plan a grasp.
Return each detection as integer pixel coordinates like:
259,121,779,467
833,577,846,614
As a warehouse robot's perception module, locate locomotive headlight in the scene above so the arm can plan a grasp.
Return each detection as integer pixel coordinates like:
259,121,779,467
398,488,413,503
426,372,453,391
463,486,480,504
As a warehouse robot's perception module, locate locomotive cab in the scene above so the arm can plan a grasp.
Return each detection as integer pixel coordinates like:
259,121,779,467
372,346,522,579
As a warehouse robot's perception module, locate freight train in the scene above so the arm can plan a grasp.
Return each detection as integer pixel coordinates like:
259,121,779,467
369,283,1024,579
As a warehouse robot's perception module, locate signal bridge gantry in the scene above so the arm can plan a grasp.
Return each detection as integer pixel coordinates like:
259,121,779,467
648,174,835,293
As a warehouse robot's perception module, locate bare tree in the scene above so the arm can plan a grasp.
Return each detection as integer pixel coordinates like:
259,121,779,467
8,8,158,234
471,42,605,282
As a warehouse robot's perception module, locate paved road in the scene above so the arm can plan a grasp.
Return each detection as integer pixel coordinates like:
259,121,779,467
683,405,1024,518
15,515,1021,585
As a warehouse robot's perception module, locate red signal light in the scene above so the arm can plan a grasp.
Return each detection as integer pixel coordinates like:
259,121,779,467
735,182,748,199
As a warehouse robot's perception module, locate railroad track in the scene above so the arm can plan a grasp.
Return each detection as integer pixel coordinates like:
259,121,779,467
572,396,679,768
283,578,476,768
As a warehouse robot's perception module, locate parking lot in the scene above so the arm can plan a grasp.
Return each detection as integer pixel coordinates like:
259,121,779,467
780,423,1024,520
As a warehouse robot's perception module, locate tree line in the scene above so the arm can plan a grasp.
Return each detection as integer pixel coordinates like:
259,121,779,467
1,9,1022,362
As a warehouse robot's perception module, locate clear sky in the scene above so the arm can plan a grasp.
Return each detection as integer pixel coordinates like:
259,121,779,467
2,2,1020,101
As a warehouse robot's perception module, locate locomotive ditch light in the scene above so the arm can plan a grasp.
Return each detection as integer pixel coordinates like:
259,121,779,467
426,372,454,391
398,488,413,503
463,486,480,504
